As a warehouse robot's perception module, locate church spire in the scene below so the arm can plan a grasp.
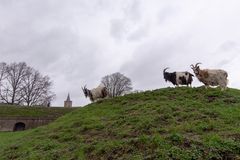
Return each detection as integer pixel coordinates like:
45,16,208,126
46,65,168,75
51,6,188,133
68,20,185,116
64,93,72,108
66,93,71,101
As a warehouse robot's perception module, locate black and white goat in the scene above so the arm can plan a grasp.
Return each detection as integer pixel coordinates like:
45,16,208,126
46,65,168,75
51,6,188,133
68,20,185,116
191,63,228,90
82,84,108,102
163,67,194,87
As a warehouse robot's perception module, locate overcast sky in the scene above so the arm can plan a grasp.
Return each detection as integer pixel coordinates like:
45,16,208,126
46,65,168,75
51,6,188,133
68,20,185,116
1,0,240,106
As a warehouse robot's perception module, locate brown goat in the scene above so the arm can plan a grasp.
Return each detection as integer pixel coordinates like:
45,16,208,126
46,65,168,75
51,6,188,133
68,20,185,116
191,63,228,90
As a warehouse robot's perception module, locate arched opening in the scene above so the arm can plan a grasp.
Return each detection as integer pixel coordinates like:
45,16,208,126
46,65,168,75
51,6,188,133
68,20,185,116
13,122,26,131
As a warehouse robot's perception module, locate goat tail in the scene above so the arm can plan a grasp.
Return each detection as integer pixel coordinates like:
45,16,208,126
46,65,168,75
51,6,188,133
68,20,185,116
102,87,108,98
225,72,228,78
224,71,229,84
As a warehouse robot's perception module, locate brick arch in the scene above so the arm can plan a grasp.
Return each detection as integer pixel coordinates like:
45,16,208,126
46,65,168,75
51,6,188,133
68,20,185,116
0,117,55,131
13,122,26,131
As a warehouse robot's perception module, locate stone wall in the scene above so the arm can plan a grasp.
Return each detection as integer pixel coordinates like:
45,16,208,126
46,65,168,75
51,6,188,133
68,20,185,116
0,117,55,131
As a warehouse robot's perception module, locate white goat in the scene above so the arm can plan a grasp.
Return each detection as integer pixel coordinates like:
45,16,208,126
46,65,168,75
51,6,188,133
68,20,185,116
191,63,228,90
82,84,108,102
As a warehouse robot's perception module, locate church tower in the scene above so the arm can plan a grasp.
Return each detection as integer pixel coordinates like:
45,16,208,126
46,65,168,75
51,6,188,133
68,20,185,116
64,93,72,108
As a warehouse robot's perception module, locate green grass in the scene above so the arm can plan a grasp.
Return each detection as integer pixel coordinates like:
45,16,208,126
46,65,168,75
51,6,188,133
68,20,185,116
0,105,76,118
0,87,240,160
0,132,28,148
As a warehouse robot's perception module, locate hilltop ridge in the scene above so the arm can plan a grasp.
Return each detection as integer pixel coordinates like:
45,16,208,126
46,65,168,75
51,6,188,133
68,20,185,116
0,87,240,160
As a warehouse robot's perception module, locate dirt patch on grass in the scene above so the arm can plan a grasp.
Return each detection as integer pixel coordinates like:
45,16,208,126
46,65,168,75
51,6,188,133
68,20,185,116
223,97,238,104
207,95,218,102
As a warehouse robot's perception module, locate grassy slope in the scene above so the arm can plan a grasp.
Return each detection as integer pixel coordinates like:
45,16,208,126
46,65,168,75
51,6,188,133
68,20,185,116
0,105,76,118
0,87,239,160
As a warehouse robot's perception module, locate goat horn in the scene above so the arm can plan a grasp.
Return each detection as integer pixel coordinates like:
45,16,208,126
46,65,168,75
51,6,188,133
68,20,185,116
195,63,202,68
163,67,169,73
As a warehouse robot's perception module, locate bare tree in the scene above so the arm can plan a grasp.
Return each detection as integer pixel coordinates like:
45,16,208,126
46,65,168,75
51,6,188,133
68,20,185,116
0,62,55,106
101,72,132,97
21,67,55,106
0,63,7,103
0,62,28,104
0,62,7,83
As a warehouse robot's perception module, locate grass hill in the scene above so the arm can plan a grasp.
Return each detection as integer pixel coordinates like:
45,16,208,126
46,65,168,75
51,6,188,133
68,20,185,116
0,105,76,118
0,87,239,160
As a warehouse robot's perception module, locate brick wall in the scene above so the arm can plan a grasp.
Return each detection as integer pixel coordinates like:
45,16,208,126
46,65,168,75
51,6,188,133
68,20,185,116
0,117,55,131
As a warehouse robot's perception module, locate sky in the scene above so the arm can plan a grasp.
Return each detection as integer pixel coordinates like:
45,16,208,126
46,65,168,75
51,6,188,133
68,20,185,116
0,0,240,106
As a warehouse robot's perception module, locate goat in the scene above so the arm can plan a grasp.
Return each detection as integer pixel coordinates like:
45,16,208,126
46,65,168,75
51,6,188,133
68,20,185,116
190,63,228,90
163,67,194,87
82,84,108,102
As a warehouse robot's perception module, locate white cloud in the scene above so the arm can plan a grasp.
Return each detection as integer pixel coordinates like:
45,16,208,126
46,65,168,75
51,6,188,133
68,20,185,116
0,0,240,106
